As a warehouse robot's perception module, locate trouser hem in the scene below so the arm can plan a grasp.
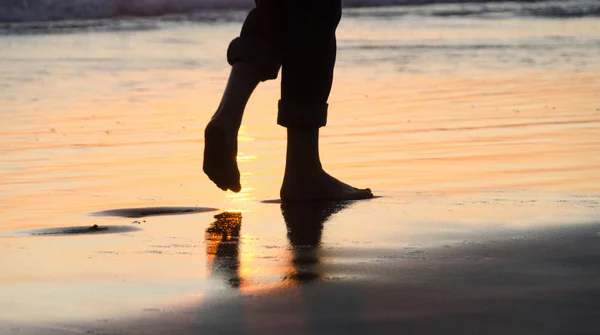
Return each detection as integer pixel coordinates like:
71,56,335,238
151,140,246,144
277,100,328,131
227,37,281,81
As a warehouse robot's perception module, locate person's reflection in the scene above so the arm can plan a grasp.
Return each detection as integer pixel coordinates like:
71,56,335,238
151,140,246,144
205,212,242,288
281,201,350,284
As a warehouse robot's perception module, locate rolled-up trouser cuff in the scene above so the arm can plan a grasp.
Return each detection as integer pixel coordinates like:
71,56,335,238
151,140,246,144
227,37,281,81
277,100,328,131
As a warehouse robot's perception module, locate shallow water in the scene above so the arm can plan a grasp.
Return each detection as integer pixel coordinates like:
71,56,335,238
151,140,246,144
1,7,599,325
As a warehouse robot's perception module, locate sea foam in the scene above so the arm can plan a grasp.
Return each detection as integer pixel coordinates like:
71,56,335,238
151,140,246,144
1,0,599,23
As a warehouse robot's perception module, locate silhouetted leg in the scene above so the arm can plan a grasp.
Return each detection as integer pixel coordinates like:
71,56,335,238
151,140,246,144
279,0,373,202
204,0,283,192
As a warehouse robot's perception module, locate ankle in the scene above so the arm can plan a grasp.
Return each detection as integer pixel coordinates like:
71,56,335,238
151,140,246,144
210,62,261,128
209,115,242,133
284,129,324,174
286,129,320,155
284,161,323,177
287,128,318,142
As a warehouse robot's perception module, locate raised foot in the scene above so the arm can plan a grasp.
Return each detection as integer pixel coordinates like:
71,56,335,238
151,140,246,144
203,122,241,192
280,170,373,203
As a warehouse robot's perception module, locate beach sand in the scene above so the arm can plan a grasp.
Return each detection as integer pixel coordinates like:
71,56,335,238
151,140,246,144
1,5,600,334
2,211,600,334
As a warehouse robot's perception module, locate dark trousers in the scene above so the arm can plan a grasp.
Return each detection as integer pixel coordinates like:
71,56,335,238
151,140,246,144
227,0,342,130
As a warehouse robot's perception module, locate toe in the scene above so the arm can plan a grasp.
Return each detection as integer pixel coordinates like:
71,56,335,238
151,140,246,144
229,182,242,193
206,173,229,191
359,188,374,199
215,180,229,191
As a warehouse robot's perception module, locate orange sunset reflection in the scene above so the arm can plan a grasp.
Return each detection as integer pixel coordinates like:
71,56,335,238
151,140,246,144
203,201,352,292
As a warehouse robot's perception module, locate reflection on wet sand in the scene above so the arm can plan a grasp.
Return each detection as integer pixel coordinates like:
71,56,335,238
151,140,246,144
205,212,242,288
282,201,350,284
205,202,352,289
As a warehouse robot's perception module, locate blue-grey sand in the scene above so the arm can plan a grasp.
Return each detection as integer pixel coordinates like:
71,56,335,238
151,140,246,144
1,1,600,334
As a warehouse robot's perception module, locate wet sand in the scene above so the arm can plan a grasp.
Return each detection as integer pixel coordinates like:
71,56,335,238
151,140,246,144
2,215,600,334
1,196,599,334
2,9,600,335
81,224,600,335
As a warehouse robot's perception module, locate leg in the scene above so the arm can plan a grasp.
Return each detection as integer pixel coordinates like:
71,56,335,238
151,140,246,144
203,0,283,192
279,0,373,202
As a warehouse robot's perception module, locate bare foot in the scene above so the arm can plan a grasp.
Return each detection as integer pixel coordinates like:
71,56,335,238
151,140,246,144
202,62,261,192
280,169,373,203
280,129,373,202
203,121,241,192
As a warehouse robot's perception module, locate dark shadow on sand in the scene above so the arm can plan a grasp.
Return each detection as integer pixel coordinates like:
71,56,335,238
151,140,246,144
282,201,351,284
91,206,218,218
19,225,141,236
262,196,383,204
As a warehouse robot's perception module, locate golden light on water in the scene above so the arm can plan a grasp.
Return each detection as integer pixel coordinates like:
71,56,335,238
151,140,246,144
222,124,259,212
2,13,600,326
237,154,257,162
225,186,256,212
